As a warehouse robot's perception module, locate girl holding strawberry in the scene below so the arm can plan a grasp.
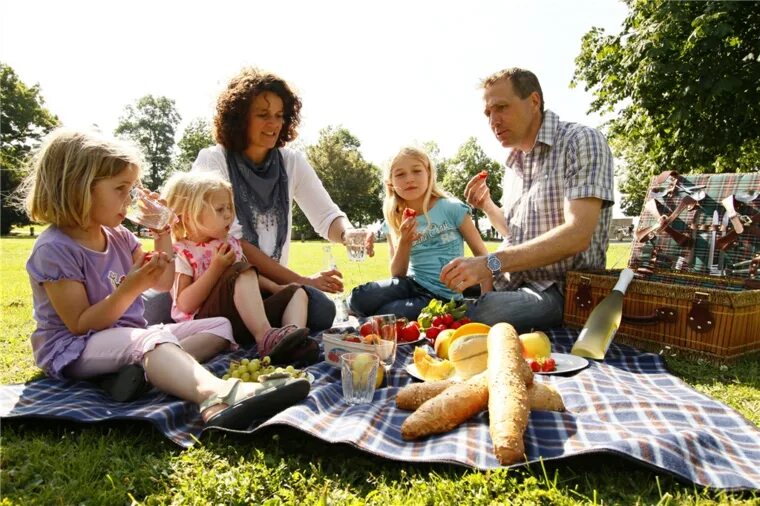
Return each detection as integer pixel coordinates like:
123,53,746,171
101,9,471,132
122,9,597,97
348,147,492,320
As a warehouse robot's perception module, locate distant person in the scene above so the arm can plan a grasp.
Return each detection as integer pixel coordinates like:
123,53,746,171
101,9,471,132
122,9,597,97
21,129,308,428
191,67,373,331
162,171,316,365
440,68,614,332
349,147,492,320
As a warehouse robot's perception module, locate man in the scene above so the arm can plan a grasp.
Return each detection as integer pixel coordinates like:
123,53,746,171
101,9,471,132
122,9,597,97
440,68,614,332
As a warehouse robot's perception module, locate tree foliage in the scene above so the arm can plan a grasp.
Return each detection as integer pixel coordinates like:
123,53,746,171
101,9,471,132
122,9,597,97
175,118,214,172
0,63,58,234
440,137,503,232
114,95,181,190
572,0,760,215
292,126,382,239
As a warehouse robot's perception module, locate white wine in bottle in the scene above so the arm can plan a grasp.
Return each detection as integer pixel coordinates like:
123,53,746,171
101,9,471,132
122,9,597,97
571,268,635,360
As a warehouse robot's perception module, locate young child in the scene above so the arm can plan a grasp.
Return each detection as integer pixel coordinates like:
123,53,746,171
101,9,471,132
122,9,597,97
348,147,492,320
162,171,313,364
21,129,308,429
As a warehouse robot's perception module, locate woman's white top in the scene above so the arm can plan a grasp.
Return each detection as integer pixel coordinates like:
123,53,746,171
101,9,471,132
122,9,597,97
192,145,346,265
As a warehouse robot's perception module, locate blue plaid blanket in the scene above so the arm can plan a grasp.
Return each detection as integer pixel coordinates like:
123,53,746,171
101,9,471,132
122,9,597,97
1,328,758,491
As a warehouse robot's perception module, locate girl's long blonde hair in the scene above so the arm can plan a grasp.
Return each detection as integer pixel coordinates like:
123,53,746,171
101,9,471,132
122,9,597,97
19,128,143,228
162,171,235,241
383,147,447,241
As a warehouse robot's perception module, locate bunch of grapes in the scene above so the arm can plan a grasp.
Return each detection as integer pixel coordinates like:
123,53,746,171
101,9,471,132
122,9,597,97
222,356,306,383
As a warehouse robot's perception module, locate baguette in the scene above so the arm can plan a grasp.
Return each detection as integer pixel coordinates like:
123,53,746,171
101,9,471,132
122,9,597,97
487,322,530,465
396,376,563,412
400,374,489,440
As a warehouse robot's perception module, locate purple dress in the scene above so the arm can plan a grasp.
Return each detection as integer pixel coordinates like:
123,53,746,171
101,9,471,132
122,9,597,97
26,226,147,379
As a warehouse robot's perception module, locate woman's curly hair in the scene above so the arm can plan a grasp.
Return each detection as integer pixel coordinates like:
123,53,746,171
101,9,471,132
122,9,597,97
214,67,302,152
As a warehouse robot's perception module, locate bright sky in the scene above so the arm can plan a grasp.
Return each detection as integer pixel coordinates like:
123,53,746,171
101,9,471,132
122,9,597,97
2,0,629,213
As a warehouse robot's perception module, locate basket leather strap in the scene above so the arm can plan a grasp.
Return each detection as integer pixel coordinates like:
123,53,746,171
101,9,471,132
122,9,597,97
687,292,714,333
716,211,760,250
621,307,679,326
636,198,695,246
721,196,745,234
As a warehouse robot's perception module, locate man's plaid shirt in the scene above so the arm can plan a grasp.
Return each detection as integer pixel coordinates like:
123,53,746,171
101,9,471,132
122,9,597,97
494,109,614,293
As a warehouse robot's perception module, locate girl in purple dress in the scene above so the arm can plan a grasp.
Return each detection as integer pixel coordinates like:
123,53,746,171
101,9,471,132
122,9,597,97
20,129,308,429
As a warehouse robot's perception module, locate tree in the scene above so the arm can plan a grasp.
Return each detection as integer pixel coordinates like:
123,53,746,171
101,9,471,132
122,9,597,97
420,140,449,182
572,0,760,215
293,126,382,239
114,95,181,189
175,118,214,171
441,137,503,233
0,63,58,235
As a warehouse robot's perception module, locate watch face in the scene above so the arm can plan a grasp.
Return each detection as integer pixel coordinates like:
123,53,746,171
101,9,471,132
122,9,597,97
487,255,501,272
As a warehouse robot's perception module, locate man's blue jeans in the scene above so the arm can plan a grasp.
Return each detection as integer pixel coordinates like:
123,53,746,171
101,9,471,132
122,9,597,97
465,284,564,334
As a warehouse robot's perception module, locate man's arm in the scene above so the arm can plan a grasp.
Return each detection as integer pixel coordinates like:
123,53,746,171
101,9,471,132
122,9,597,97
440,197,603,288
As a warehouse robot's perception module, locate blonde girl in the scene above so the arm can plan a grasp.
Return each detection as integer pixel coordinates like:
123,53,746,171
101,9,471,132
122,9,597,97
22,129,308,429
162,172,313,364
348,147,492,320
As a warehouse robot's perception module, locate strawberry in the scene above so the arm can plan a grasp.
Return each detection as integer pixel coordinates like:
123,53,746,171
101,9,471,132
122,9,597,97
359,321,374,337
442,313,454,326
529,360,541,372
478,170,488,179
399,323,421,342
403,208,417,219
431,315,445,328
457,317,471,325
450,321,462,330
426,326,442,340
541,357,557,372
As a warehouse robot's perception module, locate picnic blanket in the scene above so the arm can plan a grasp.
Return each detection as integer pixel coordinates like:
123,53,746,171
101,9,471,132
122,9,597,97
1,328,759,491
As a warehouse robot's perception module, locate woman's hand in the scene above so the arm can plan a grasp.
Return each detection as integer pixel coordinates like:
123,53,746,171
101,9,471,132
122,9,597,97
302,269,344,294
210,242,236,272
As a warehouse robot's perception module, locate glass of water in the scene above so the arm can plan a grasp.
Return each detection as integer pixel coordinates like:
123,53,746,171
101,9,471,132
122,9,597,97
126,187,177,230
371,314,397,372
341,352,379,405
344,228,369,262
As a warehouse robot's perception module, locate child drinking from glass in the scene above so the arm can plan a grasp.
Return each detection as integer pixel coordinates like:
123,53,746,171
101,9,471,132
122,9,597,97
349,147,492,320
21,129,308,429
162,171,313,364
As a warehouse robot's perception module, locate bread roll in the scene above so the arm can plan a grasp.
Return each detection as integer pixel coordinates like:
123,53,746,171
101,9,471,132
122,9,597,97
448,334,488,379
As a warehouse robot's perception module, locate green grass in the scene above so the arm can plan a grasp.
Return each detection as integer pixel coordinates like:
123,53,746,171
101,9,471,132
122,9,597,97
1,237,758,505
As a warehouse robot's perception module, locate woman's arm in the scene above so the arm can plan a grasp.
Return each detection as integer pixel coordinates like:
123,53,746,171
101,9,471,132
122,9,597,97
459,214,493,293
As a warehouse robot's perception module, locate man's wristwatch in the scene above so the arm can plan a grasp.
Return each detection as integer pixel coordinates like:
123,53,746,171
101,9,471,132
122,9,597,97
486,253,502,277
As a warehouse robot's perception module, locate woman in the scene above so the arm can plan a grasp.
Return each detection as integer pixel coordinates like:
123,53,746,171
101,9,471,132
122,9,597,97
191,67,372,332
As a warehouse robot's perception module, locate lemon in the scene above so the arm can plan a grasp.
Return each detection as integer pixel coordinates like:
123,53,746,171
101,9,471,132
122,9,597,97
451,322,491,340
433,329,457,359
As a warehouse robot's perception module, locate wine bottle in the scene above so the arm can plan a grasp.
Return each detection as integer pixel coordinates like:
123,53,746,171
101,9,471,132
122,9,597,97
323,246,348,323
571,268,635,360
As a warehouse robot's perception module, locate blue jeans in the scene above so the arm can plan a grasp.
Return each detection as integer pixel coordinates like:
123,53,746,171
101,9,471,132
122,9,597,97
466,284,564,334
142,286,335,333
348,277,438,321
303,285,335,332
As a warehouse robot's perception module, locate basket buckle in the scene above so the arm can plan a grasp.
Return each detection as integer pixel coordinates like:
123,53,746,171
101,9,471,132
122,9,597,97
687,291,714,333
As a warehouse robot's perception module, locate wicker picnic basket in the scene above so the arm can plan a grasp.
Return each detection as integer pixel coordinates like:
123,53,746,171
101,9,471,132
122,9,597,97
564,171,760,362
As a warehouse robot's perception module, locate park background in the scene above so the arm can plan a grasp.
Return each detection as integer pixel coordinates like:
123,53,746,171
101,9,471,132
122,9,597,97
2,0,759,504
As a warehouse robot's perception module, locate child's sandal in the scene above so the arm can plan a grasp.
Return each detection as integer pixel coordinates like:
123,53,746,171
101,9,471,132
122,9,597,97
202,377,310,431
259,325,310,365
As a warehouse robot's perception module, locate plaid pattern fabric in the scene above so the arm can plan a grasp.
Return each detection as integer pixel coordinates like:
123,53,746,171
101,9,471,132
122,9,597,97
632,172,760,276
496,110,615,293
1,329,759,491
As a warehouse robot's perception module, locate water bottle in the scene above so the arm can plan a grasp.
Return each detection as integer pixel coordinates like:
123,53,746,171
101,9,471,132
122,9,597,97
324,246,348,323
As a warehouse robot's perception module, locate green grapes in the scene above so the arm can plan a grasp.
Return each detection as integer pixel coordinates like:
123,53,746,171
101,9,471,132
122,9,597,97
222,355,307,383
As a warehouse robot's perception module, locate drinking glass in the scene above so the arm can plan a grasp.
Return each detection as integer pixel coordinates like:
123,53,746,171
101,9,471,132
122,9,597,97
344,228,369,262
340,352,379,405
371,314,397,372
126,187,177,230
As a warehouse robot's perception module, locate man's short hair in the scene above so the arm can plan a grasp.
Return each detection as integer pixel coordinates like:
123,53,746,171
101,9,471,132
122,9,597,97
481,68,544,114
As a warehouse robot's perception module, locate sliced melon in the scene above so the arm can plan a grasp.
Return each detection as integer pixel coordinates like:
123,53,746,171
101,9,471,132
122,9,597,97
413,347,455,381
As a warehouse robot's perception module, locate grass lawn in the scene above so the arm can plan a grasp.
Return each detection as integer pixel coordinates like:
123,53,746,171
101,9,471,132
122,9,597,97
1,236,758,504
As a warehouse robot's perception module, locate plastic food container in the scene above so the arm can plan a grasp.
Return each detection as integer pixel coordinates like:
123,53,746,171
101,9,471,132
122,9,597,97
322,331,378,368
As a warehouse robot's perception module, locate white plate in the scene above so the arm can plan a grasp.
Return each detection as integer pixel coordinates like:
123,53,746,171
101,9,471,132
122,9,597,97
533,353,589,375
405,353,589,381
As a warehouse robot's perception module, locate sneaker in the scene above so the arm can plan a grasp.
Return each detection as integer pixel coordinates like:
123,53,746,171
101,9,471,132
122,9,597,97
259,325,310,364
98,364,150,402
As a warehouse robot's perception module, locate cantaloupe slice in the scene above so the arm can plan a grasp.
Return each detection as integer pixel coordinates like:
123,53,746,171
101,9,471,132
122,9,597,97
413,347,455,381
